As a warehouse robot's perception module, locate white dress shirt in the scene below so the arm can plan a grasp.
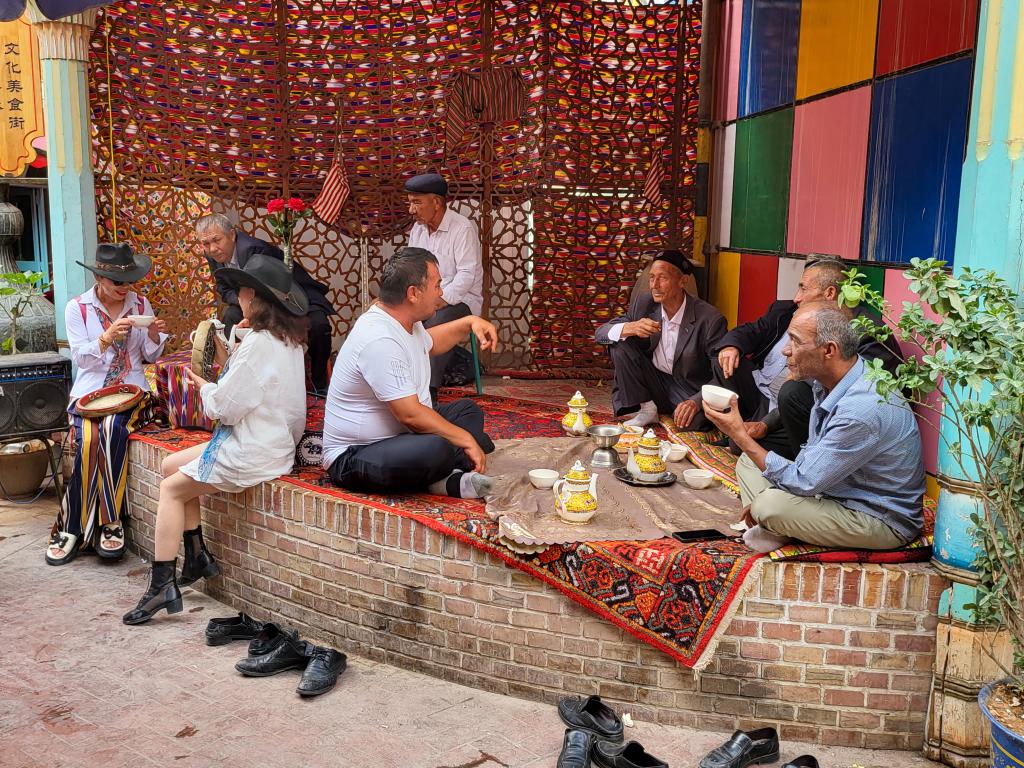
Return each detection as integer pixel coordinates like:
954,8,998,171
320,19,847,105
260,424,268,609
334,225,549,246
64,287,168,400
408,208,483,315
606,298,687,375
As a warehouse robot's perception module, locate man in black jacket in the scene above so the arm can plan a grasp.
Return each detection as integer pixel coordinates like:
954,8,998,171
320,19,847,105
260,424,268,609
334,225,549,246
711,257,903,459
195,213,337,392
596,250,727,431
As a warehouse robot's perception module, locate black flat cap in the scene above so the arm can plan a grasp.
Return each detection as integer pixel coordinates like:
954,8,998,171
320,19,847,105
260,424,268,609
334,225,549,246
652,249,694,276
405,173,448,197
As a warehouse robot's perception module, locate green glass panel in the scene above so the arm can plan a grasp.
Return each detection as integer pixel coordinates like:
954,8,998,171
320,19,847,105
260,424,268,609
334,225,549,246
730,109,794,252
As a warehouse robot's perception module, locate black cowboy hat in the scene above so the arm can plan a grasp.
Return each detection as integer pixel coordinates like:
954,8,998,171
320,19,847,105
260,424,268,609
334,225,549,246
216,253,309,317
76,243,152,283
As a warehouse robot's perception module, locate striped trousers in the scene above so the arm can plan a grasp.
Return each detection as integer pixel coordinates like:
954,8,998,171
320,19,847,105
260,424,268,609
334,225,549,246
54,398,150,547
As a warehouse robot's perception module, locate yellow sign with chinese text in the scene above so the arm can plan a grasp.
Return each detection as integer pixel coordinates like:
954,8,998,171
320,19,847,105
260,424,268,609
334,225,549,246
0,15,45,177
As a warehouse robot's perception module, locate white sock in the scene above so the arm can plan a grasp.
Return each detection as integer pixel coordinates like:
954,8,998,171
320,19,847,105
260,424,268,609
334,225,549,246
624,401,658,428
427,470,494,499
742,524,794,553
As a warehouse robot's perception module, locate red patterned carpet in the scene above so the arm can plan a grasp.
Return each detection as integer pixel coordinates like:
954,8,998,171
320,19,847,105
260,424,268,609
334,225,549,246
132,392,761,668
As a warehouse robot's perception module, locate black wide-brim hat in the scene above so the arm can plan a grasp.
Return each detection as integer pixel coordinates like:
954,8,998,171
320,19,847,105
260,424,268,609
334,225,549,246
216,253,309,317
76,243,152,283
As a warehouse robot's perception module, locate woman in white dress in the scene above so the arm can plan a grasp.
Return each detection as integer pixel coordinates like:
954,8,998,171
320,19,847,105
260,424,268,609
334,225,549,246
124,254,308,625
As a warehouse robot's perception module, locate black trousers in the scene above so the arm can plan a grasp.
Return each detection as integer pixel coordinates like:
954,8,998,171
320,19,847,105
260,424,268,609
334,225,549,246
221,304,332,392
327,399,495,494
762,379,814,460
423,302,472,389
710,357,769,422
608,338,710,431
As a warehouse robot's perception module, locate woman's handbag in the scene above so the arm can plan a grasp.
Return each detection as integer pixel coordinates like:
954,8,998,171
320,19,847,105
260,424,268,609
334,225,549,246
74,383,146,418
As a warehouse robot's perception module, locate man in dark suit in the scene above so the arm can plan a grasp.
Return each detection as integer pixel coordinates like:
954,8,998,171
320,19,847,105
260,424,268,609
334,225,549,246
596,250,727,431
711,257,903,459
195,213,337,392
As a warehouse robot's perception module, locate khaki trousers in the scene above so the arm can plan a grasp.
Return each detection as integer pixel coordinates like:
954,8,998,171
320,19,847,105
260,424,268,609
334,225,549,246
735,454,903,550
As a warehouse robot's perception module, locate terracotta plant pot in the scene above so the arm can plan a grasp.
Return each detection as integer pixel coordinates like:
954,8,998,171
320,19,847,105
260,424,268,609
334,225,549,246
0,441,50,498
979,679,1024,768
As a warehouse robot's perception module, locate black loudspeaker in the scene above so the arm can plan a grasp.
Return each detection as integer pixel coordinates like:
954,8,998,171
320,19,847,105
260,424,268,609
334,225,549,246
0,352,72,441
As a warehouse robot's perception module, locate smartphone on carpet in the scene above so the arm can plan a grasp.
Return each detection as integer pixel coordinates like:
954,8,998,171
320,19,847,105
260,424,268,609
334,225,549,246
672,529,729,543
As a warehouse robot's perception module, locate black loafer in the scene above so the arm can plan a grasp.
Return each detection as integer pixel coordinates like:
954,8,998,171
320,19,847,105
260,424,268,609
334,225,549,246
556,730,592,768
247,622,298,656
235,636,312,677
296,647,347,697
699,727,780,768
557,695,624,742
783,757,818,768
593,740,668,768
205,612,264,646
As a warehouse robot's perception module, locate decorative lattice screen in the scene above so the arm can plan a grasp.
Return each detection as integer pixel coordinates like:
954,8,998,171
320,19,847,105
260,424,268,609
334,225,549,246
88,0,701,374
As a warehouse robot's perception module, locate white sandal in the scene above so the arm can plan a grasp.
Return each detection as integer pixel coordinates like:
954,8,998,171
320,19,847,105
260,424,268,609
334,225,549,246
45,532,79,566
97,524,125,559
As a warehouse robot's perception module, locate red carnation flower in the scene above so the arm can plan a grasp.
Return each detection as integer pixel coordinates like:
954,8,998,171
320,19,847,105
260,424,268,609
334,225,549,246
287,197,307,213
267,198,286,213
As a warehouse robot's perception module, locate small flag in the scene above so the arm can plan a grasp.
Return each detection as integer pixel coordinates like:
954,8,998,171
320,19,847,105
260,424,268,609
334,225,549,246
643,143,665,206
312,154,350,224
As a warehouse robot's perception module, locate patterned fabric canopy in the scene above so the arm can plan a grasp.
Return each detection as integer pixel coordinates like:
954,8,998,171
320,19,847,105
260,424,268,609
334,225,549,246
89,0,701,373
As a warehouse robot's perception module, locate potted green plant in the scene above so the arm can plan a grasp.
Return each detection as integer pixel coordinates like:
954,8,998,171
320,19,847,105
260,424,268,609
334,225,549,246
840,257,1023,757
0,269,49,355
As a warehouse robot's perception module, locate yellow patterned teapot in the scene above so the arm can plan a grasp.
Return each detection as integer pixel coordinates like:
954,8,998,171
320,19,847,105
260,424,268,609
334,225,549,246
561,390,593,436
552,460,599,524
626,428,670,482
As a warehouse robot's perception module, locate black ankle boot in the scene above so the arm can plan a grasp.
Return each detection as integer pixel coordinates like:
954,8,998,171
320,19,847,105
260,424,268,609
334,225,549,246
123,559,182,625
179,526,219,587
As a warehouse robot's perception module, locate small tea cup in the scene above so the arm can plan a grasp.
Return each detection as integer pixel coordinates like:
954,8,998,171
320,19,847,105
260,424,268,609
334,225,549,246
683,469,716,489
701,384,735,412
660,440,689,462
528,469,559,489
127,314,156,328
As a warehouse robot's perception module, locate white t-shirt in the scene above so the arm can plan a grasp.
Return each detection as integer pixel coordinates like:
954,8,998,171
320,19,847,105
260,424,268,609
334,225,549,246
322,305,433,467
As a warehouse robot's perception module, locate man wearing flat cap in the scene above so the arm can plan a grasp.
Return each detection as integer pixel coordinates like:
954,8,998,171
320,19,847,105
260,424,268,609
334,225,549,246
596,250,727,430
406,172,483,402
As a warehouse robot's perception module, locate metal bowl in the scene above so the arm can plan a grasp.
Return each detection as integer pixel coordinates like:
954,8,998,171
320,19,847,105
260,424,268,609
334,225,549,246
588,424,624,448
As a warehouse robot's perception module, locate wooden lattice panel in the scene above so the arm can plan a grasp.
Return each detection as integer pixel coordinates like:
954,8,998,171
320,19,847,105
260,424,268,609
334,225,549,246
88,0,700,371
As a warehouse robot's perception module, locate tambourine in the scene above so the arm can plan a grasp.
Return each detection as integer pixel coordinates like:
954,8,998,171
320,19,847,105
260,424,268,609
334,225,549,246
190,319,221,383
75,383,145,418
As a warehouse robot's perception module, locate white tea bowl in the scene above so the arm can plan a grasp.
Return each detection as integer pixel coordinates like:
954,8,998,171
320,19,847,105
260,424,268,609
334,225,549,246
126,314,156,328
683,469,716,490
528,469,559,489
701,384,735,411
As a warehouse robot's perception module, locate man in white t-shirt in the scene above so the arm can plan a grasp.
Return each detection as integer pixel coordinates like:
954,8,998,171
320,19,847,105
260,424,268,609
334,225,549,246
322,246,498,497
406,173,483,402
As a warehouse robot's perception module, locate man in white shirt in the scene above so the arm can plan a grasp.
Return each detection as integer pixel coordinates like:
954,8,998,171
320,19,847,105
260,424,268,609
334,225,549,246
405,173,484,401
322,246,498,497
595,250,727,430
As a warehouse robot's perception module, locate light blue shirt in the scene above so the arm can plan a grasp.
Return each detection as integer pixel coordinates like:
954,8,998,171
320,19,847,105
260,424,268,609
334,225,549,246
752,333,788,410
762,358,925,543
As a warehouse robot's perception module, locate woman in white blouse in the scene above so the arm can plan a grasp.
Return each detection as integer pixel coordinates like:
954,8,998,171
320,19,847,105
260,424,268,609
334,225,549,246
46,244,168,565
123,253,308,625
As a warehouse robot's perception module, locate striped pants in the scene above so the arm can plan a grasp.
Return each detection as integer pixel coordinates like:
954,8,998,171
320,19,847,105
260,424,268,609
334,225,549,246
54,398,150,547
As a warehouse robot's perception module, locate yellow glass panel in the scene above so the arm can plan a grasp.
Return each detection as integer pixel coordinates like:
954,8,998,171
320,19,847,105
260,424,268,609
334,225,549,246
712,250,741,329
795,0,879,100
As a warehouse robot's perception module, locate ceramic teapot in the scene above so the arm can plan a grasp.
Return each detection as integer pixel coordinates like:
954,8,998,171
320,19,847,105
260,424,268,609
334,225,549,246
626,428,669,482
561,390,593,436
552,459,599,524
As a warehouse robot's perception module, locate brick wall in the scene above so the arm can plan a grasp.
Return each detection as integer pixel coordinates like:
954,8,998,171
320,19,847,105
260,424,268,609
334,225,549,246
126,441,946,749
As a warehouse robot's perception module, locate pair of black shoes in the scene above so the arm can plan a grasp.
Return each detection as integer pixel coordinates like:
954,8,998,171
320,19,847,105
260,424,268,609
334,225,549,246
699,727,818,768
557,695,667,768
206,613,347,697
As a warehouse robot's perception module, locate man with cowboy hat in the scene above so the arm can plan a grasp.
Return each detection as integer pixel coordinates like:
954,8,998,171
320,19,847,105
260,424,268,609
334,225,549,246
194,213,336,393
405,172,484,403
595,249,727,431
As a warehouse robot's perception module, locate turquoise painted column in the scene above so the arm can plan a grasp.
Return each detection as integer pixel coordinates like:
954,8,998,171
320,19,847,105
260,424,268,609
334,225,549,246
27,5,98,346
925,1,1022,765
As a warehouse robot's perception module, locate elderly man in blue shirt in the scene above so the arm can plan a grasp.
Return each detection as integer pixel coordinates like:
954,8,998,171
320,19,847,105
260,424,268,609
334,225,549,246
702,302,926,553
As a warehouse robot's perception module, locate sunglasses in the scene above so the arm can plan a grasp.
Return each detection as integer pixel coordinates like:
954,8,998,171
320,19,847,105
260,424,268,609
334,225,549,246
105,278,133,287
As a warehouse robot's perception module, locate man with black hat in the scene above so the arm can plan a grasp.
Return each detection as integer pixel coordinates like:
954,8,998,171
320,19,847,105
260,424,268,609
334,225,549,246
405,172,483,401
194,213,337,393
596,250,727,430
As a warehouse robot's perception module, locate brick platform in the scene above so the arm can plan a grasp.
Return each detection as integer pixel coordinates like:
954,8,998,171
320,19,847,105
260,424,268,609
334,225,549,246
126,440,947,751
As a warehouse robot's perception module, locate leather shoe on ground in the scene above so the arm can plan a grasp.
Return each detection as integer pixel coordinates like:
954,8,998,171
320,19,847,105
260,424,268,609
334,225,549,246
296,647,347,697
235,636,312,677
557,694,624,742
555,729,592,768
593,740,668,768
699,727,780,768
247,622,299,656
782,757,818,768
205,612,264,646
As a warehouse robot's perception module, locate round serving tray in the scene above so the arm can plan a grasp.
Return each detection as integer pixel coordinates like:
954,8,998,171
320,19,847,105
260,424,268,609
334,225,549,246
612,467,677,488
